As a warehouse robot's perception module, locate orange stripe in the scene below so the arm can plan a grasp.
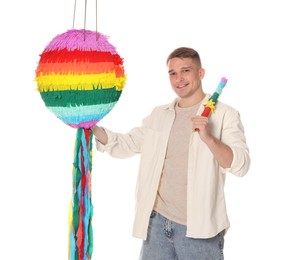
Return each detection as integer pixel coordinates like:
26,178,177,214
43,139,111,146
36,62,125,77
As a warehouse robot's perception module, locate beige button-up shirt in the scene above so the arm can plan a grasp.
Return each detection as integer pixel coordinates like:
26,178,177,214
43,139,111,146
96,94,250,240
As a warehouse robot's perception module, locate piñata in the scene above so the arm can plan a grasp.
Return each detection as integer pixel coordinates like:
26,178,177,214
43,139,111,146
35,29,127,260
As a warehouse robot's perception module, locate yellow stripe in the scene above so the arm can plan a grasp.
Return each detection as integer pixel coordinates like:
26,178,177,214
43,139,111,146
35,72,127,92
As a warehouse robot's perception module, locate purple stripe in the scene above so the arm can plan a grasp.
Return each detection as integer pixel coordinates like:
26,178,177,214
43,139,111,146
44,29,118,53
68,120,100,129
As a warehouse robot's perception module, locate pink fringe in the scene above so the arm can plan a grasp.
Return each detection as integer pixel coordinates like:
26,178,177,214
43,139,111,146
44,29,118,53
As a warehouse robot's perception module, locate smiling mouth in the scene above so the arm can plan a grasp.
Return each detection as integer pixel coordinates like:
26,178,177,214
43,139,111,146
176,83,189,89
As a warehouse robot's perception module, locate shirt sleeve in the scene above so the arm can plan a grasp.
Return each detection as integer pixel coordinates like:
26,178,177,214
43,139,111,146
221,109,251,177
94,110,156,159
95,126,145,159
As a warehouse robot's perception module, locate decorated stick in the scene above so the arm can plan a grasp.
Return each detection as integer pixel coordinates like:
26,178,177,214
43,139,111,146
202,77,228,117
195,77,228,131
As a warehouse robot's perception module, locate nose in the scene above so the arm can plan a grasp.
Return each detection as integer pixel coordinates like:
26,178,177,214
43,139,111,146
176,73,184,82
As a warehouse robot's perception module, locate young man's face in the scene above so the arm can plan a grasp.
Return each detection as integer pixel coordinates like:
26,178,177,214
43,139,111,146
168,57,205,106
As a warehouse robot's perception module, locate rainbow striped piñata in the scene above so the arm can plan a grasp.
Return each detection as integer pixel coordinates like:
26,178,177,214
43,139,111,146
35,29,127,260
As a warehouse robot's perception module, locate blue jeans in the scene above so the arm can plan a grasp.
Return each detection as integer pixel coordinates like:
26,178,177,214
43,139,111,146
139,211,224,260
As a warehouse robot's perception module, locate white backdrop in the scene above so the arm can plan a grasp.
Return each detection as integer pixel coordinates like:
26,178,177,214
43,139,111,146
1,0,283,259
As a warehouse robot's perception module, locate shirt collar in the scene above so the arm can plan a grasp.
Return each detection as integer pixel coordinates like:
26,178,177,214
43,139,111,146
163,94,211,111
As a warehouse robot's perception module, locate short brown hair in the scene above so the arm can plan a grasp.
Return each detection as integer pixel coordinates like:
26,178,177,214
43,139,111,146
167,47,202,67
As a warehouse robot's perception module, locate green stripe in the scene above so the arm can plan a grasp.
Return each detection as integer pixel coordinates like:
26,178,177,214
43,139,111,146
40,88,122,107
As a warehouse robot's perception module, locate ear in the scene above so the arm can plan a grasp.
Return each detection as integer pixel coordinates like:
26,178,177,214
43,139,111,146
199,68,205,79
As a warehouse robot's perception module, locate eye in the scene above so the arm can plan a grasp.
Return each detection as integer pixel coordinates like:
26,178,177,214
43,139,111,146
169,72,176,77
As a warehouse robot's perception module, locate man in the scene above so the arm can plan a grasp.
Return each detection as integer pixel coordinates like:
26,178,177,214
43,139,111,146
92,47,250,259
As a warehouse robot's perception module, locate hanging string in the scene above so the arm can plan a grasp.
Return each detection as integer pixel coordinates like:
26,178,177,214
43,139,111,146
72,0,99,41
72,0,77,29
95,0,99,41
84,0,87,40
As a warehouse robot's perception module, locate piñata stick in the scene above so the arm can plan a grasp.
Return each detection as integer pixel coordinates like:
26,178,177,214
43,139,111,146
195,77,228,131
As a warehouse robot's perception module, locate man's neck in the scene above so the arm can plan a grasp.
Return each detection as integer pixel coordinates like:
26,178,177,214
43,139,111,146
178,93,205,108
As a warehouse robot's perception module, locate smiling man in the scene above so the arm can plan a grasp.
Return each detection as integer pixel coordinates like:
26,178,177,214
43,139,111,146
92,47,250,260
168,49,205,107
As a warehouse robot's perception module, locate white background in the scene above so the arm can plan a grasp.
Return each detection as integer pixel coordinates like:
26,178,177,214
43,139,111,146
1,0,283,259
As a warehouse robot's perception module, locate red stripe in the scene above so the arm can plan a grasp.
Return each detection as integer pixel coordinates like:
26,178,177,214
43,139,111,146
39,48,123,64
201,107,211,117
76,142,87,259
84,129,90,145
76,202,85,259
